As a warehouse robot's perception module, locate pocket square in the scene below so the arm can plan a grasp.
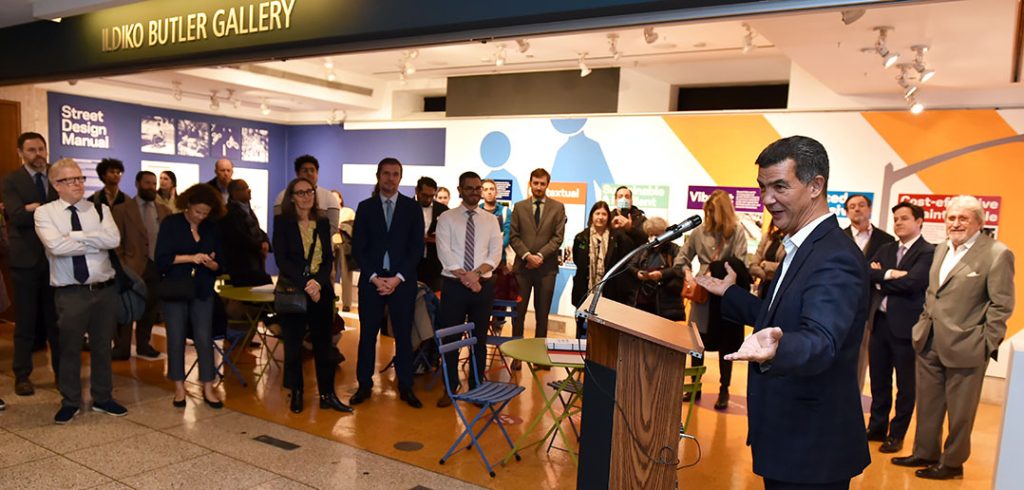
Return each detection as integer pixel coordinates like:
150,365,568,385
967,272,980,277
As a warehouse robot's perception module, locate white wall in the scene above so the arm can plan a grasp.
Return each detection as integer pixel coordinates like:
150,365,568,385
0,84,49,135
617,68,672,113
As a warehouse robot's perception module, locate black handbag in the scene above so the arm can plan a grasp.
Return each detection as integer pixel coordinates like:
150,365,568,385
157,269,196,301
274,227,319,314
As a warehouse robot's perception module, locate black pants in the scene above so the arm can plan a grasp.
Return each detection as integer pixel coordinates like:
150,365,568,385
113,260,160,355
55,283,117,408
439,277,494,390
867,311,917,439
282,288,337,395
764,478,850,490
356,275,416,391
10,266,58,380
688,354,732,390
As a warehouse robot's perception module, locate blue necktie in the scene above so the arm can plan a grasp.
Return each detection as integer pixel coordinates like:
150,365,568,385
68,205,90,284
35,173,47,202
383,198,393,271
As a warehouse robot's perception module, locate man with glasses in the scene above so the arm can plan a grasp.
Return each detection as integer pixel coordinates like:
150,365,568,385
34,158,127,424
2,132,59,398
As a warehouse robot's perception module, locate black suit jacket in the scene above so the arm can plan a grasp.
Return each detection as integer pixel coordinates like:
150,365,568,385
844,225,894,260
418,201,448,287
723,215,871,484
2,166,57,268
272,215,334,295
869,237,935,340
222,201,272,286
352,193,424,285
154,213,223,299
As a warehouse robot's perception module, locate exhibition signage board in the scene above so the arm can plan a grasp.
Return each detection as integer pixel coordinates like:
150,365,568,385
899,193,1001,242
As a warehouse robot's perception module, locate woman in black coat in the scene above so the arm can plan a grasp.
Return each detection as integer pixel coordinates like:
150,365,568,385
629,216,686,321
571,201,632,337
273,178,352,415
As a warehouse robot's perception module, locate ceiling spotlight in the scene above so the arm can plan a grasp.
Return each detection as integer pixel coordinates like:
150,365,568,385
209,91,220,111
494,43,506,67
910,45,936,83
171,81,183,101
67,79,78,86
907,96,924,114
841,9,866,25
260,99,271,116
398,72,407,84
862,26,899,68
327,109,339,125
327,71,337,82
225,88,240,109
323,58,334,70
643,26,659,44
399,50,418,76
607,33,621,61
516,39,530,53
578,52,591,78
895,63,920,98
741,23,756,54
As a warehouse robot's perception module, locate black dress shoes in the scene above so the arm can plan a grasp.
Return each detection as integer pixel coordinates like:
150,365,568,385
916,464,963,480
319,393,354,413
15,377,34,396
681,391,701,402
400,389,423,409
203,395,224,410
349,387,372,406
879,437,904,454
865,429,887,442
891,455,939,467
714,391,730,410
290,389,304,414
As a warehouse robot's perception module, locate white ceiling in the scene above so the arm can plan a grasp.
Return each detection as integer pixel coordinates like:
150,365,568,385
28,0,1024,123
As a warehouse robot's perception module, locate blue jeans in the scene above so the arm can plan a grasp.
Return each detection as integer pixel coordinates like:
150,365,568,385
164,296,215,382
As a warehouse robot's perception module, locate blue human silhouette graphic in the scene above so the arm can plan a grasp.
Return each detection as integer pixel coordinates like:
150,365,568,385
549,118,614,223
480,131,524,202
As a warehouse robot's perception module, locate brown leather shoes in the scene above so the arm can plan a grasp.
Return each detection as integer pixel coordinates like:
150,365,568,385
436,393,453,408
14,377,34,397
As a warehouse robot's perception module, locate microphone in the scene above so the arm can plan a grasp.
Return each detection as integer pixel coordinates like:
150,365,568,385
650,215,702,246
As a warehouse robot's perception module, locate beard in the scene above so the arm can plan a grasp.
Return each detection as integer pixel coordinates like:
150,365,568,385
138,188,157,202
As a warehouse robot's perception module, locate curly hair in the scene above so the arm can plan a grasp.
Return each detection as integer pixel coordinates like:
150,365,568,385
175,183,226,218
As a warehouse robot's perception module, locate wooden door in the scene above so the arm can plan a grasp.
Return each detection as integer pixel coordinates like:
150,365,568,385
0,99,22,322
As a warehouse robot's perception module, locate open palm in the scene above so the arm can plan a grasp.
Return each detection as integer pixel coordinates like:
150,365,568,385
724,327,783,363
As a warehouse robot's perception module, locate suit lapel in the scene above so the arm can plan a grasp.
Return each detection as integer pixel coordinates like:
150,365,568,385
762,216,837,325
938,235,988,291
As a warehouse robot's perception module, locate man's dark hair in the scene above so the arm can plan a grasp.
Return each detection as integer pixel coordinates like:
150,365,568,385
96,158,125,179
227,179,247,195
844,193,872,209
529,168,551,182
377,157,402,175
294,154,319,174
754,135,829,190
615,185,632,198
416,176,438,191
458,171,481,188
17,132,46,150
891,201,925,221
135,170,156,184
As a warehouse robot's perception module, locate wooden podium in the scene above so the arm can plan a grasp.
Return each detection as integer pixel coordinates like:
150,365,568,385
576,295,704,489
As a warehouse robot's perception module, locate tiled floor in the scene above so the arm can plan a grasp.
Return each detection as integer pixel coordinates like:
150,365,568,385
0,310,1006,489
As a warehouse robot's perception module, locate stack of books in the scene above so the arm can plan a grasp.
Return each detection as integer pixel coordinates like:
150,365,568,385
546,338,587,364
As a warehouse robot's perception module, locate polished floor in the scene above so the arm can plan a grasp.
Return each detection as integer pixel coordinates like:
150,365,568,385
0,310,1005,489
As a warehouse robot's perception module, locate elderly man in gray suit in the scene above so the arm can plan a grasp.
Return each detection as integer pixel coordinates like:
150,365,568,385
892,195,1015,480
509,168,565,365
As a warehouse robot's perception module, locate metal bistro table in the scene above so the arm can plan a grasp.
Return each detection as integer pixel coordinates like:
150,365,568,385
500,337,585,465
217,284,277,385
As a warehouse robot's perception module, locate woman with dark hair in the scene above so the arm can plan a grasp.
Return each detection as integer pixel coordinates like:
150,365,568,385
630,217,685,321
570,201,633,337
157,170,179,213
274,178,352,414
155,183,225,409
678,189,748,409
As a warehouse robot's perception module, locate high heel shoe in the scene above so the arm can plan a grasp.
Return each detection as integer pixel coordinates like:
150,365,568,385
319,392,354,413
290,388,304,414
172,396,187,408
203,394,223,410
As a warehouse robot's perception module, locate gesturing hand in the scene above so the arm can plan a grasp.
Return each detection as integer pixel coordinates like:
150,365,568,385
724,327,783,363
693,262,737,296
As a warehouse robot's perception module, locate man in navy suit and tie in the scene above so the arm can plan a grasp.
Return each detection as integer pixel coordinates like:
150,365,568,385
350,158,425,408
865,202,934,454
698,136,871,489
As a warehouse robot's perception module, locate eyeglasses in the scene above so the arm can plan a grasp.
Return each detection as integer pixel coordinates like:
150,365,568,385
56,176,87,185
293,188,316,197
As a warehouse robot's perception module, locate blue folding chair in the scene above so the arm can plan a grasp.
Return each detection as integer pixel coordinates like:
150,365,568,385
485,298,521,378
435,322,525,477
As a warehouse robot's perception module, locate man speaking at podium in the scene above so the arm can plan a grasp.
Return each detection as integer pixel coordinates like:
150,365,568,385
697,136,870,489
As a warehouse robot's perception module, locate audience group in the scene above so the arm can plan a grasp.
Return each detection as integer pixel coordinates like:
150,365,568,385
0,131,1015,484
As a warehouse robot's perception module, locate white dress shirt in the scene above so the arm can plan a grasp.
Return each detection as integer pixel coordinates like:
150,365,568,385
34,198,120,287
769,212,833,310
436,205,503,279
938,231,981,284
852,223,872,252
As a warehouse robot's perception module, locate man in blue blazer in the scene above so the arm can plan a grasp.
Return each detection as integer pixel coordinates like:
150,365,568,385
698,136,871,488
350,158,426,408
866,202,934,454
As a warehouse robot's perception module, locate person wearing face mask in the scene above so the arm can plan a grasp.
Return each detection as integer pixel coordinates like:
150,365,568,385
570,201,633,337
609,186,648,302
111,171,171,360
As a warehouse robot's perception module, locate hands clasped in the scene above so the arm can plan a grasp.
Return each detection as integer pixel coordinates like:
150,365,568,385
373,276,401,296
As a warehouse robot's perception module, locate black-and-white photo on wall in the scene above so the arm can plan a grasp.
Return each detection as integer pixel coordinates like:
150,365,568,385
211,124,241,160
177,120,210,157
241,127,269,163
141,116,175,155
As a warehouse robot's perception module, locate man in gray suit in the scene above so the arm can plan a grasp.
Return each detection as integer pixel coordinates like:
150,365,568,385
892,195,1014,480
2,132,59,396
509,168,565,360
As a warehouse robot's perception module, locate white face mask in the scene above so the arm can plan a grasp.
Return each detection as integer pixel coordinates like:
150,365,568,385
617,198,630,210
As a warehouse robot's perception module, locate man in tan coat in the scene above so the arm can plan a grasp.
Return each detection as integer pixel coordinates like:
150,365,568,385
892,195,1015,480
111,171,171,359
